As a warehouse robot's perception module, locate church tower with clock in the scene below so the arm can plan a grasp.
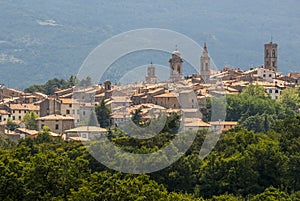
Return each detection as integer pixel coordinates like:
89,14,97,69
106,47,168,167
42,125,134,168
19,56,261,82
169,49,183,81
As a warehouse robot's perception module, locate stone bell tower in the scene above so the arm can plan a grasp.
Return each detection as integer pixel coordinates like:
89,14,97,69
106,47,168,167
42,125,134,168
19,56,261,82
145,62,157,84
169,49,183,81
264,41,278,72
200,42,211,83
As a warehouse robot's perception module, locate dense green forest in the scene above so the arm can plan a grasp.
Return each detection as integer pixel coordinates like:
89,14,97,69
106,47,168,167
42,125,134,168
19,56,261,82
0,115,299,200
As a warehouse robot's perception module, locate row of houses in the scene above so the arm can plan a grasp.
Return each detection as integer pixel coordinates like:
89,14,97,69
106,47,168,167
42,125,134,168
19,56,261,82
0,63,299,141
5,125,108,142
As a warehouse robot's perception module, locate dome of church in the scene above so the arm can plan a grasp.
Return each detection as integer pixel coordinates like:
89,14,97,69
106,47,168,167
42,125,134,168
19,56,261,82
172,50,181,57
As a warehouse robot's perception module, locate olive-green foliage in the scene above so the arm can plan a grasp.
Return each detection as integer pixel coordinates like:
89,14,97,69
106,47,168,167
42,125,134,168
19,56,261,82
0,115,299,200
162,112,181,134
224,85,299,132
198,128,289,198
131,107,143,126
24,75,92,95
22,111,38,130
207,193,242,201
5,118,19,131
278,88,300,116
250,186,292,201
226,84,280,122
95,98,111,128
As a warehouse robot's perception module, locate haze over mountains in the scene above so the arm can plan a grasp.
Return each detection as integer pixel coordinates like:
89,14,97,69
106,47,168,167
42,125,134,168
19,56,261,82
0,0,299,89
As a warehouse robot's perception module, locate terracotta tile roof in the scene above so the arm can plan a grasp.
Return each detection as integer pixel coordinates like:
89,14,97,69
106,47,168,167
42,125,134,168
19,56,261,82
154,93,178,98
15,128,38,135
32,92,48,98
55,87,74,94
184,118,211,127
0,109,10,115
147,88,165,94
289,72,300,78
111,96,132,103
37,114,74,121
209,121,238,126
9,104,39,111
59,98,79,104
64,126,107,133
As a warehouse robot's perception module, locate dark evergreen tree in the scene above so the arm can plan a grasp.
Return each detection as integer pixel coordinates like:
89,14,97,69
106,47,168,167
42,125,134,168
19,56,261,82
95,99,111,128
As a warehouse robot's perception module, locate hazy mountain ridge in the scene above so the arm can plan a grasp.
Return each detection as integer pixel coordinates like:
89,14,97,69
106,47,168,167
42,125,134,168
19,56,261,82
0,0,299,89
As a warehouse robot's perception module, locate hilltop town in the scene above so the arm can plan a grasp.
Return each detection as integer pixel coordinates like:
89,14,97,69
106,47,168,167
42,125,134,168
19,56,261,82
0,41,299,141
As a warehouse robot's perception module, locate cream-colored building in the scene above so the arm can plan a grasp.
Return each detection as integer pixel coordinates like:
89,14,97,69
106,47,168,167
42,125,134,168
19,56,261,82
37,114,75,134
8,104,39,121
153,93,179,109
0,109,10,123
183,118,211,131
64,126,108,141
265,86,283,100
209,121,238,132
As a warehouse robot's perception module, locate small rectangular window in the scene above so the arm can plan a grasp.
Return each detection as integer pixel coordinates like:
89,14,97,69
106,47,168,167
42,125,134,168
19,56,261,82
55,124,59,130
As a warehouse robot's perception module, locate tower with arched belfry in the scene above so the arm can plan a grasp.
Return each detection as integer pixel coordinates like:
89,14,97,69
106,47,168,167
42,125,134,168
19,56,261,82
264,41,278,72
200,42,211,83
145,62,157,84
169,50,183,81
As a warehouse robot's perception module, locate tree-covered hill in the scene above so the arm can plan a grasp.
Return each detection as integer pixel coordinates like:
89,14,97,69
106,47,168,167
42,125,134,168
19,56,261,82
0,115,299,200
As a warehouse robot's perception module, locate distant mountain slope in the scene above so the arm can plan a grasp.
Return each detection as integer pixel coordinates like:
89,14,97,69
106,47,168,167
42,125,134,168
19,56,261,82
0,0,299,89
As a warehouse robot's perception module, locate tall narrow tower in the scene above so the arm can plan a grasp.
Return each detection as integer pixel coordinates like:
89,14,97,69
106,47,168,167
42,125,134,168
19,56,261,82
264,42,278,71
200,42,211,83
169,50,183,81
145,62,157,84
